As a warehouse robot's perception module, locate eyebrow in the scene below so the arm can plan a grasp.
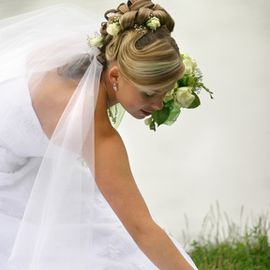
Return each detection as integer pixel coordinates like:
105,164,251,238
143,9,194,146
152,89,168,96
140,88,168,96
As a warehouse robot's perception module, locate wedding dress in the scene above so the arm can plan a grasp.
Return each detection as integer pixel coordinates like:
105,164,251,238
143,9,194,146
0,4,198,270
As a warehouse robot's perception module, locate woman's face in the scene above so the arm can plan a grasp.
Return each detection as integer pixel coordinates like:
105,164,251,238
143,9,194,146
105,64,175,119
116,75,169,119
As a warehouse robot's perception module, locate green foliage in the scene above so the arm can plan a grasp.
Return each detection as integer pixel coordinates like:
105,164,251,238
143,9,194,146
145,54,213,131
187,92,200,109
185,204,270,269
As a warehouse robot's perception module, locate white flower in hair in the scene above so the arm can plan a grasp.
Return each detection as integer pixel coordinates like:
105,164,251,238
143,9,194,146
182,54,197,75
144,53,213,131
175,87,195,108
87,34,104,48
107,20,121,36
146,16,161,30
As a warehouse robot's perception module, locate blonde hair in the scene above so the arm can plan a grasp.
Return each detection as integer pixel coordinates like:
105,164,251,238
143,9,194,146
58,0,184,92
98,0,184,93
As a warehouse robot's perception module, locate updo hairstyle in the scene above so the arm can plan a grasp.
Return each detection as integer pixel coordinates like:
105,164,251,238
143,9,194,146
98,0,184,93
58,0,184,93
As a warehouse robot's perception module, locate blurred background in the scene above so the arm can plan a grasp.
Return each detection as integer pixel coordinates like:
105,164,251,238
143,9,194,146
1,0,269,243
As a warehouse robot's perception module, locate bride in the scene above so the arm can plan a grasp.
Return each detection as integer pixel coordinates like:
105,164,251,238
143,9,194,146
0,1,199,269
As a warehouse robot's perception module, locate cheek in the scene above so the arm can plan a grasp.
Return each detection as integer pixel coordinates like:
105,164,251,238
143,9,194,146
119,86,145,108
125,96,145,109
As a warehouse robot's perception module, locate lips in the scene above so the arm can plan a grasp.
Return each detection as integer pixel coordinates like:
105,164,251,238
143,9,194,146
140,109,153,116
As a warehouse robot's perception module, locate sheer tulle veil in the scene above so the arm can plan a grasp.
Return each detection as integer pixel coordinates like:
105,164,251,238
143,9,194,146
0,4,202,270
0,4,109,269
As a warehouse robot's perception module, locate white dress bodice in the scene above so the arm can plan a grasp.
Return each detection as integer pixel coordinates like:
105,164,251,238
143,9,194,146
0,76,48,268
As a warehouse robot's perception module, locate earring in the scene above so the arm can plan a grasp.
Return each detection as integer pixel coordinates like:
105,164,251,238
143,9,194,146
113,82,118,92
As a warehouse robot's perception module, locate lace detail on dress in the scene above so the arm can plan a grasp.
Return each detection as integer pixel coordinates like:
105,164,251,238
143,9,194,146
98,237,126,260
96,234,151,269
93,190,157,269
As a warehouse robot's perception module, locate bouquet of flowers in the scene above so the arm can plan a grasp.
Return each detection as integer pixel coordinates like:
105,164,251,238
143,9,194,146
145,53,213,131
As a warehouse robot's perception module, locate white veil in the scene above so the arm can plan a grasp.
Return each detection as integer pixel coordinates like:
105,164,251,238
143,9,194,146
0,4,203,270
0,5,108,269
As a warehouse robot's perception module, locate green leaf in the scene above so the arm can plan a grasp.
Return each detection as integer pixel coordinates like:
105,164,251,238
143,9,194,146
178,75,189,87
187,92,200,109
178,74,196,87
164,108,181,125
149,120,156,131
152,106,170,126
164,99,175,109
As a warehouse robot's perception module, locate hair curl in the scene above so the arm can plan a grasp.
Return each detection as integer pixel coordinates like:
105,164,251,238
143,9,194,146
98,0,184,92
58,0,184,93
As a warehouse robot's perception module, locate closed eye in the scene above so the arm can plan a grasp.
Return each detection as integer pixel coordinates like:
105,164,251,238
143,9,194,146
142,92,156,98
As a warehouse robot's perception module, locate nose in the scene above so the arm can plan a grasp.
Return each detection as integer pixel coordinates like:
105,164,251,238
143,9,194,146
150,97,164,111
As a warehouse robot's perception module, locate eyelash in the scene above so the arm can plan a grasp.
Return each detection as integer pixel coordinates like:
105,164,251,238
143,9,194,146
143,92,155,98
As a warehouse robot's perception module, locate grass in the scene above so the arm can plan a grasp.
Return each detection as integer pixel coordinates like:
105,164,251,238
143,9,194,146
183,203,270,270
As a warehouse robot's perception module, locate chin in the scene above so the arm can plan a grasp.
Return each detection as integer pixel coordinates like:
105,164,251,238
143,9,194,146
131,113,145,120
128,110,146,119
136,115,146,120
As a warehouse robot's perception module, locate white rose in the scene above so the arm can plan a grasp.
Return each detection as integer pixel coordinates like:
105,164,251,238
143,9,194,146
146,17,161,30
107,22,121,36
175,87,195,108
182,54,197,75
88,35,104,48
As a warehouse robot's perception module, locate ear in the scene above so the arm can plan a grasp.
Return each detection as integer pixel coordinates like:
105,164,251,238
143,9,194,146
108,65,120,85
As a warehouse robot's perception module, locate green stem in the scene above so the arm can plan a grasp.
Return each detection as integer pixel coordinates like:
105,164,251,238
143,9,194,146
198,83,214,99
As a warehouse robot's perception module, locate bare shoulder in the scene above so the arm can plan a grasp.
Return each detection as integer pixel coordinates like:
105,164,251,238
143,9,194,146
30,70,78,138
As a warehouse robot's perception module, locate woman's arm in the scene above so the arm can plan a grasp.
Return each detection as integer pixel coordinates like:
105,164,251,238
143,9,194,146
94,124,195,270
31,73,195,269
